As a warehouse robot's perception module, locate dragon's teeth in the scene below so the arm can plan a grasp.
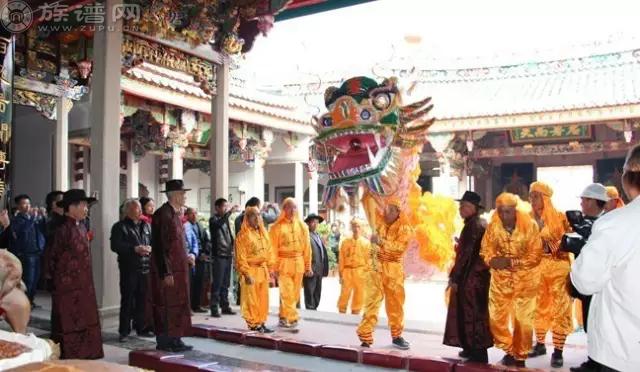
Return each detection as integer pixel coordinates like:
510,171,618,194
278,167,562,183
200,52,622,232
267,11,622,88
374,133,381,149
366,145,375,164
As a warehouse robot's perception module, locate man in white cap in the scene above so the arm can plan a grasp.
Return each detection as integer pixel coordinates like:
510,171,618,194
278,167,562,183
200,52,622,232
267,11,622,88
579,183,609,221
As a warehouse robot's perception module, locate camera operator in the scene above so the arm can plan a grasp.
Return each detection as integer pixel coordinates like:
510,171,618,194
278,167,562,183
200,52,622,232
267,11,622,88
571,144,640,372
562,183,609,372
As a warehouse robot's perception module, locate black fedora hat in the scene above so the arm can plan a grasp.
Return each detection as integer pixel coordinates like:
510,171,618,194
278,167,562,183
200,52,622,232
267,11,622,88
161,179,191,193
456,191,484,209
59,189,97,208
304,213,324,224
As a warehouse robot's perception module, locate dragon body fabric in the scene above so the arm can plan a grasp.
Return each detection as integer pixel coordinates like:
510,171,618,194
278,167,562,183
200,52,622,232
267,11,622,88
315,76,457,275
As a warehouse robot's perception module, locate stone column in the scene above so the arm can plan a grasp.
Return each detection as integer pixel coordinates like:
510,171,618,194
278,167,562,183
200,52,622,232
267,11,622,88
294,162,304,212
83,146,91,193
88,0,122,327
308,170,318,214
126,149,139,198
54,97,70,191
211,61,229,210
171,145,183,179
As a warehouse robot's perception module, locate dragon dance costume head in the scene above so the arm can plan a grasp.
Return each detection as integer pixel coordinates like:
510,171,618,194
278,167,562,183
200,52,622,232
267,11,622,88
315,76,433,207
313,76,459,272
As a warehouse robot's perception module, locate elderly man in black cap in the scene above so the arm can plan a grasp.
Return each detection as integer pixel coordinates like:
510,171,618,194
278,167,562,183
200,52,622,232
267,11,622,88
150,180,193,352
303,213,329,310
443,191,493,363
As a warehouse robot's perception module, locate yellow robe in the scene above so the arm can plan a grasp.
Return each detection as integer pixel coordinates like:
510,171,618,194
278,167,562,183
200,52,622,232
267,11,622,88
533,210,572,349
357,218,414,344
236,223,274,329
337,236,371,314
269,218,311,323
480,217,543,361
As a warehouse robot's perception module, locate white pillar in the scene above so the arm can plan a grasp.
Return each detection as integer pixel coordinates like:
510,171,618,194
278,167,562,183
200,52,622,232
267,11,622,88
83,146,91,193
252,157,265,201
211,61,230,210
171,145,183,179
88,0,122,327
309,170,318,214
54,97,69,191
126,150,139,198
294,162,304,212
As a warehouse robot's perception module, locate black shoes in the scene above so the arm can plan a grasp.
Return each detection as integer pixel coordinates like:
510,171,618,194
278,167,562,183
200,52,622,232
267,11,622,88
528,342,547,357
500,354,522,366
570,359,600,372
221,307,236,315
118,335,128,343
137,331,155,338
193,307,207,313
210,308,221,318
360,342,370,348
392,337,410,350
259,324,274,334
551,349,564,368
458,349,470,358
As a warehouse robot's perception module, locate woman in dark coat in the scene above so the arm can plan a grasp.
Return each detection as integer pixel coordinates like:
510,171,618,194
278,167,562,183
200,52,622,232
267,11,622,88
443,191,493,363
49,190,104,359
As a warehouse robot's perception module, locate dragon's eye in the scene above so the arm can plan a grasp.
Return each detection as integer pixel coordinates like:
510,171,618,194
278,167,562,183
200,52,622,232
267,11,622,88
372,93,391,110
360,109,371,120
322,116,332,127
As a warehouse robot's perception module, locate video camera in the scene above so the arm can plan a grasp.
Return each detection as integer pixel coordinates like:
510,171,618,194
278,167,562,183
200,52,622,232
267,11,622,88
560,210,595,257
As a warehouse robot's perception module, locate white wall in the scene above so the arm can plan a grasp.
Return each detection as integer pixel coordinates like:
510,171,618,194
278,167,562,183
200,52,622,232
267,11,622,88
183,168,209,214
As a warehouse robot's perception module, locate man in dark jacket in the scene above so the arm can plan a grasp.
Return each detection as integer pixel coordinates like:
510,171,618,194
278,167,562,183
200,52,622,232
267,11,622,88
6,194,46,307
303,213,329,310
443,191,492,363
110,198,153,342
209,198,236,317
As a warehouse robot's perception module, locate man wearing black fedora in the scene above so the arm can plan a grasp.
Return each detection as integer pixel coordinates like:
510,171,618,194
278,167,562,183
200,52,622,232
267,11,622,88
48,189,104,359
443,191,493,363
303,213,329,310
150,180,193,352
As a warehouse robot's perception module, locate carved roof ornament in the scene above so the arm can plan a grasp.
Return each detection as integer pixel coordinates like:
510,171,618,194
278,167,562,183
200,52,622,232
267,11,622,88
124,0,292,56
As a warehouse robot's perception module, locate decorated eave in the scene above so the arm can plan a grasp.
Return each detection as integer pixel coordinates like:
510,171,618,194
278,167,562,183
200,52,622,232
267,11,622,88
121,62,315,135
287,49,640,133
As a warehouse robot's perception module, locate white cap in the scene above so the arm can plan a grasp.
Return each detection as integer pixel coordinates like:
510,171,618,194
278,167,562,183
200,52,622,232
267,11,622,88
579,183,610,202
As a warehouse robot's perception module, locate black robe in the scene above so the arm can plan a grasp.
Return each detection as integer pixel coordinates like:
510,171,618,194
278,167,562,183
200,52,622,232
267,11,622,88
443,215,493,350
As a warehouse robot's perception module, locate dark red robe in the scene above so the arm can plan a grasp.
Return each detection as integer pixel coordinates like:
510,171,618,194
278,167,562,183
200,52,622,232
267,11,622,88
49,217,104,359
150,203,192,337
443,215,493,350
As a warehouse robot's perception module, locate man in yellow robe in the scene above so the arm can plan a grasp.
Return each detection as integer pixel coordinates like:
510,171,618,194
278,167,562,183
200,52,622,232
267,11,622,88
528,182,572,368
357,198,414,350
236,206,274,333
337,219,370,315
481,192,543,367
269,198,312,328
